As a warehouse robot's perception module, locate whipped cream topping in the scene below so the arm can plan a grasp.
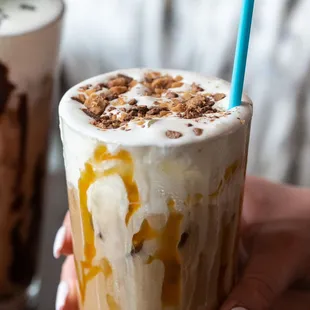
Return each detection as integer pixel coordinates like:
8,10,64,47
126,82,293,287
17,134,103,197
59,68,252,147
0,0,64,36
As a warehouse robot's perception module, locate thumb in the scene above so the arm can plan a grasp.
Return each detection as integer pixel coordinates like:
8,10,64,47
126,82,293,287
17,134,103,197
221,221,307,310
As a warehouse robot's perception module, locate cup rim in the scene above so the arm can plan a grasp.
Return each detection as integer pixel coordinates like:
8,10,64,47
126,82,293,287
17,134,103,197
0,0,65,38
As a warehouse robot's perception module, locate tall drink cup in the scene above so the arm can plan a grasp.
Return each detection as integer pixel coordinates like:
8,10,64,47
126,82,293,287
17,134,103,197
59,69,252,310
0,1,64,309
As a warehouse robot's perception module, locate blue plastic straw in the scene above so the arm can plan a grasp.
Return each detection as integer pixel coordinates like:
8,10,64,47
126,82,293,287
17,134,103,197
229,0,255,109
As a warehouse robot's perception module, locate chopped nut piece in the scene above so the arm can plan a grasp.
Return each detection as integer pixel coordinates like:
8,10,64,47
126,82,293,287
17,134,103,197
160,111,170,117
110,86,128,95
107,77,127,88
166,91,178,99
171,82,184,88
84,94,109,115
187,123,193,127
193,128,203,136
119,112,128,122
78,84,92,91
85,88,96,96
182,92,192,101
98,83,108,89
82,109,101,120
129,80,138,88
184,94,215,119
71,94,86,104
147,107,161,115
128,98,138,105
155,88,165,95
175,75,183,82
171,103,186,113
106,92,120,101
166,130,183,139
151,77,171,89
144,89,153,96
92,84,103,92
191,83,204,92
117,73,133,84
213,93,226,101
145,71,161,82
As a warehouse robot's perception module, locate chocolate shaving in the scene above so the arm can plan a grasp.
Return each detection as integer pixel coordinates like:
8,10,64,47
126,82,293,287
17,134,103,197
82,108,101,120
71,94,86,104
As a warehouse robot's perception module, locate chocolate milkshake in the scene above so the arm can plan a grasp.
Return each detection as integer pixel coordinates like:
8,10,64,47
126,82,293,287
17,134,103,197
59,69,252,310
0,1,63,308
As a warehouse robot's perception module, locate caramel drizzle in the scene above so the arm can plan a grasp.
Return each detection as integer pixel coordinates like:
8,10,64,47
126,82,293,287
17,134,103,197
209,161,239,198
184,193,203,207
77,145,140,308
132,198,183,307
93,145,140,225
107,294,121,310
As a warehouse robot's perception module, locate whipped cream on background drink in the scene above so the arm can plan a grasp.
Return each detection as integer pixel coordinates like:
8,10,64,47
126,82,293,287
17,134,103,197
59,69,252,310
0,1,63,308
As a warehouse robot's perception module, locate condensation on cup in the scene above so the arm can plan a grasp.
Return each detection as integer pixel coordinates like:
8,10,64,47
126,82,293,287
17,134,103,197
0,1,64,309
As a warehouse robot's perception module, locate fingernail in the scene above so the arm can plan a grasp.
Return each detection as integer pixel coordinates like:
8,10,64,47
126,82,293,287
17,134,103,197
232,307,248,310
56,281,69,310
53,226,66,259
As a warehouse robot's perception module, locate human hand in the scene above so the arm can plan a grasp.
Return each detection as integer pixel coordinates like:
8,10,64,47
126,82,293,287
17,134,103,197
221,176,310,310
53,177,310,310
53,212,78,310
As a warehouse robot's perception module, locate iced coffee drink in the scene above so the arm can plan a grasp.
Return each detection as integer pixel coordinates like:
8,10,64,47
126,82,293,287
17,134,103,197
0,1,63,308
59,69,252,310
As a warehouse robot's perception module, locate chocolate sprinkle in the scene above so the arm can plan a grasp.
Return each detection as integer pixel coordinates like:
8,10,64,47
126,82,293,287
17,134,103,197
20,4,36,11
